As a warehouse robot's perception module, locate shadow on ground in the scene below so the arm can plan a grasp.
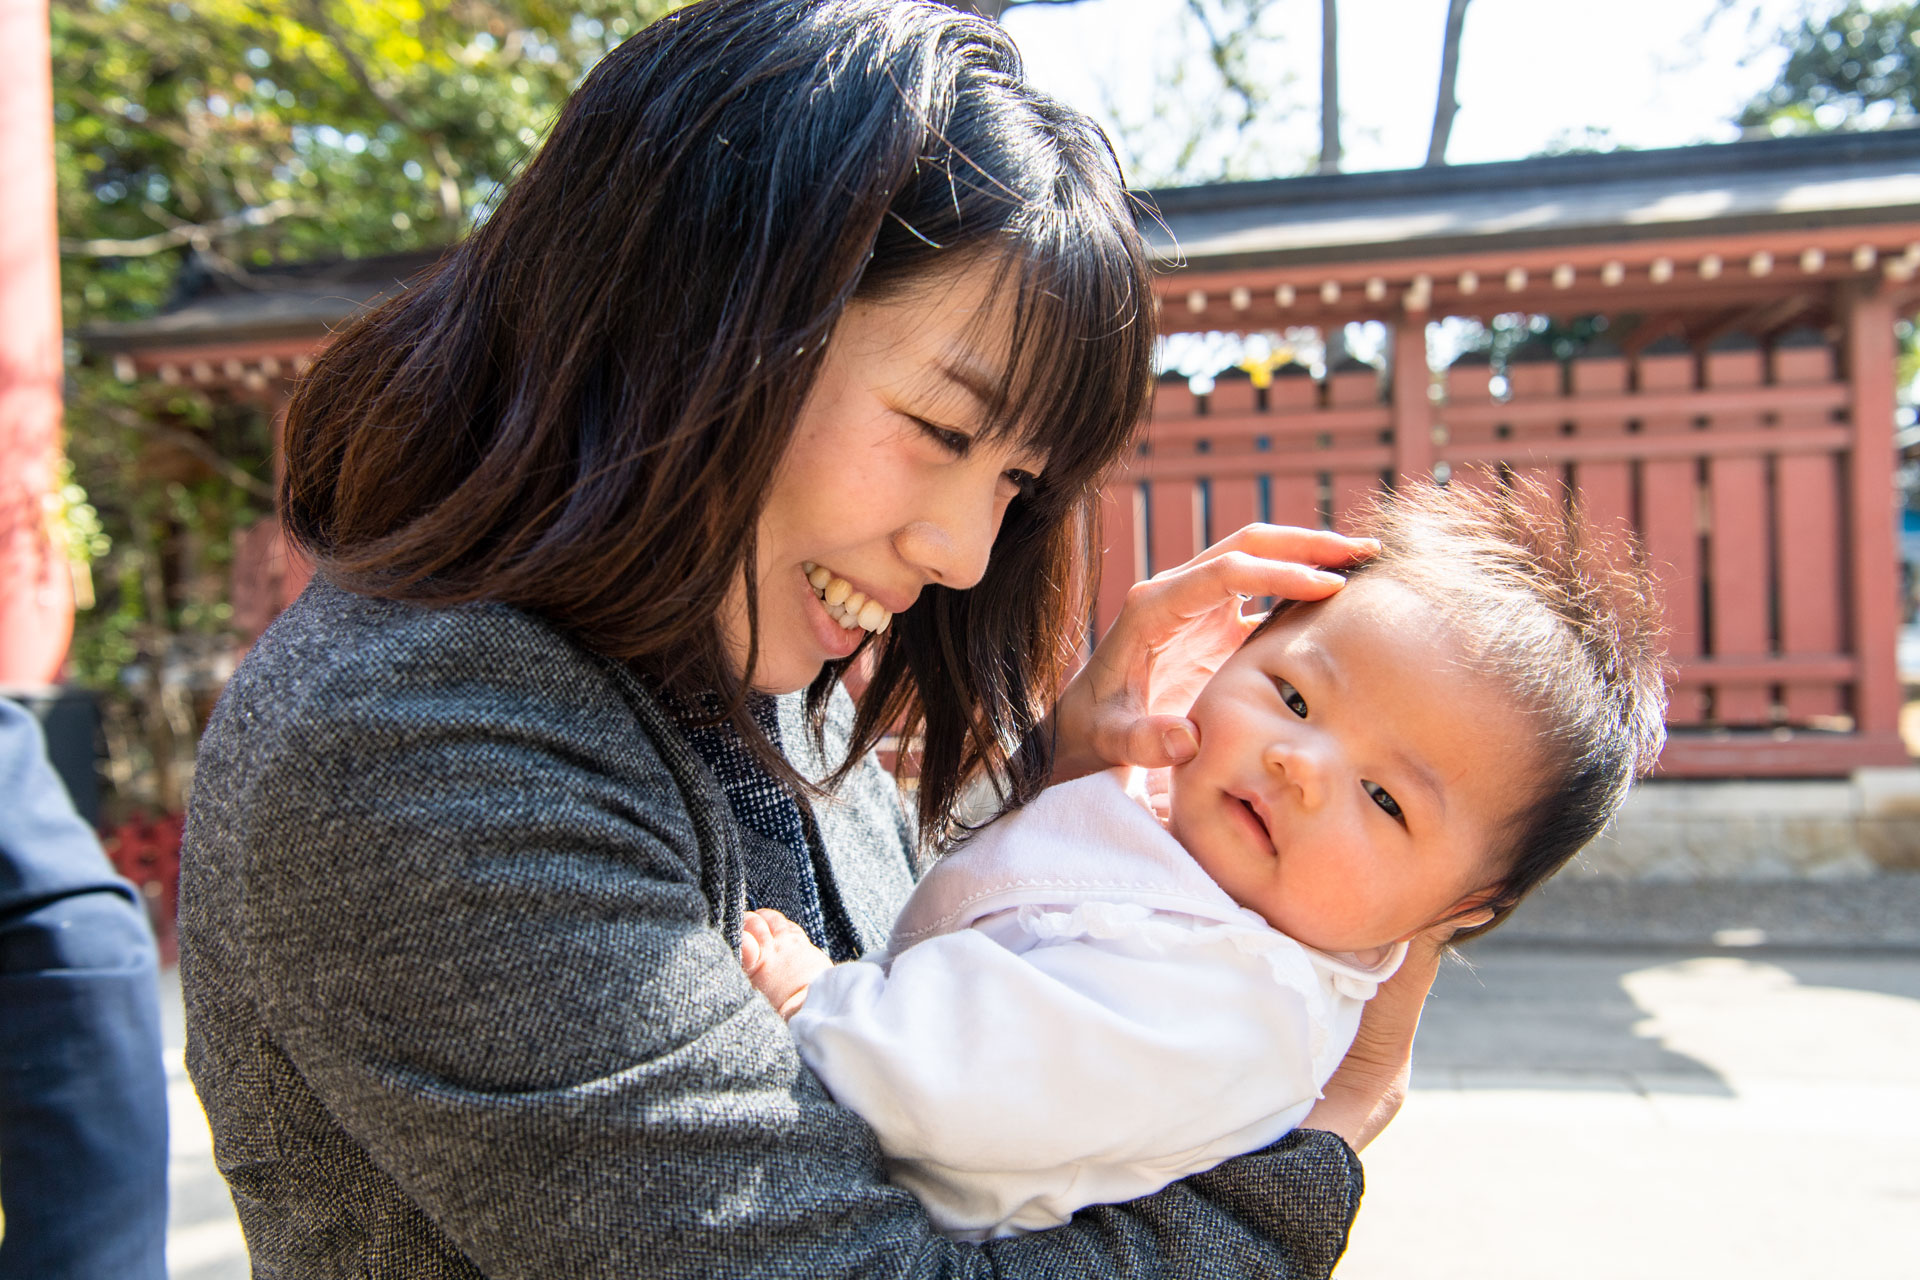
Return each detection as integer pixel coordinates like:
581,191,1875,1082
1417,943,1920,1102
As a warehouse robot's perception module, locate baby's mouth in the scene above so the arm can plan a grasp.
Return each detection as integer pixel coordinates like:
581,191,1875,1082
805,562,893,634
1236,794,1280,854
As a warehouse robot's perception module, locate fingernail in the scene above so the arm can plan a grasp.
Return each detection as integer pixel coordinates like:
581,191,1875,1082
1162,727,1197,761
1313,570,1345,585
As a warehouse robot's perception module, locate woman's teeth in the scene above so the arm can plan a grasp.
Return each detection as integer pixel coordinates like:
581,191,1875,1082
804,562,891,633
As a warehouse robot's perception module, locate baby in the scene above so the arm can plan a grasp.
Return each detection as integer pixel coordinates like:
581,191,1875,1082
741,480,1668,1240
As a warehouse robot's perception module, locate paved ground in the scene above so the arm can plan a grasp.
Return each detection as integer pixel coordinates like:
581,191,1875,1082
1337,944,1920,1279
1477,870,1920,951
160,879,1920,1278
159,968,249,1280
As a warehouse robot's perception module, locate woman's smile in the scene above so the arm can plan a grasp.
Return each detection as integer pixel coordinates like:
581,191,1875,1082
800,569,868,661
804,561,897,634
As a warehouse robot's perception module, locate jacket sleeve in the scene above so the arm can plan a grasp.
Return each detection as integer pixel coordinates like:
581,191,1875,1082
222,647,1362,1279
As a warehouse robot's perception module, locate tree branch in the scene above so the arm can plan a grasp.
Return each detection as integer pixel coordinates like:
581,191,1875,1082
60,198,313,258
94,402,276,502
1425,0,1471,167
63,84,199,150
1184,0,1262,131
1318,0,1340,173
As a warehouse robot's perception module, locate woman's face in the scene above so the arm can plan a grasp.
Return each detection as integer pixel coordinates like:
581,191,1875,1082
722,263,1048,693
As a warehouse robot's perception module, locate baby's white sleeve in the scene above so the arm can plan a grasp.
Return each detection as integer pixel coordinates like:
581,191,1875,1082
789,913,1326,1183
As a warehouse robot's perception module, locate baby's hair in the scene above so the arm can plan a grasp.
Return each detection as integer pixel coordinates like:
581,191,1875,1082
1256,479,1669,942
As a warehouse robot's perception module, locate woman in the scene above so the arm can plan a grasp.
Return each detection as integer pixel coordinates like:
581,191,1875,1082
180,0,1432,1273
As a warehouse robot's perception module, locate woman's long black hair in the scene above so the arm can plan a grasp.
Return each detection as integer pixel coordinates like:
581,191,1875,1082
280,0,1157,845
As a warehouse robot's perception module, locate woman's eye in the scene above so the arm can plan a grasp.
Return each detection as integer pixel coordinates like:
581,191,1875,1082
1363,781,1405,823
1276,679,1308,718
913,417,973,458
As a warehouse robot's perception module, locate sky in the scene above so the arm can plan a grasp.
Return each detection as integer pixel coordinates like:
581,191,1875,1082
1001,0,1822,181
997,0,1866,379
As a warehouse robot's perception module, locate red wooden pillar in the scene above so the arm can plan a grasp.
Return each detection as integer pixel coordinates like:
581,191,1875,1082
1843,285,1903,744
1701,332,1773,725
1504,338,1567,497
0,0,73,683
1266,363,1319,526
1388,313,1433,485
1325,356,1383,530
1094,425,1149,640
1567,338,1635,562
1146,372,1203,578
1441,351,1501,493
1207,368,1261,540
1637,336,1706,725
1770,328,1846,722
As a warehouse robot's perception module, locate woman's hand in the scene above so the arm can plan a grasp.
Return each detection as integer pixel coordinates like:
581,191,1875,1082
739,908,834,1021
1299,910,1492,1152
1047,524,1378,783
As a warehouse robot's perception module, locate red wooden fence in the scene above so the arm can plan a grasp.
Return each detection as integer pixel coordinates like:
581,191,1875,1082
1096,314,1907,777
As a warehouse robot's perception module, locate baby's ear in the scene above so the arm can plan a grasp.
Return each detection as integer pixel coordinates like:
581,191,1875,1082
1441,888,1499,931
1394,891,1499,944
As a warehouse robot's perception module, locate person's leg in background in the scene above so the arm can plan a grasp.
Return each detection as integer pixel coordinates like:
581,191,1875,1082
0,698,167,1280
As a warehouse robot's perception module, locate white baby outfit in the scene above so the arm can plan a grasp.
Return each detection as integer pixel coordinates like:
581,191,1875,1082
790,768,1406,1240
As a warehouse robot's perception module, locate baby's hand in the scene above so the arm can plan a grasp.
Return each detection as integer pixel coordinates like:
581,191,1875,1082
738,908,833,1020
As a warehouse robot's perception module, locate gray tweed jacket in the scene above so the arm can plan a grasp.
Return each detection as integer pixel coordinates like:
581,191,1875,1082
179,578,1363,1278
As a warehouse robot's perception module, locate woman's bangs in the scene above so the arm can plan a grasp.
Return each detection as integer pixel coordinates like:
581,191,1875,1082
980,211,1154,505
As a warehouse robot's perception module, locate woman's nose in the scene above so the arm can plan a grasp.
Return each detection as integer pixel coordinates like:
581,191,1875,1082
892,474,1007,590
1263,735,1332,810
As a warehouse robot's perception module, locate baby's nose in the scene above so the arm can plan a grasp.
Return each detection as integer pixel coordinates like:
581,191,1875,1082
1263,737,1331,809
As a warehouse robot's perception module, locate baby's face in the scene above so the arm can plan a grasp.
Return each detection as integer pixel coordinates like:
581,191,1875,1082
1167,576,1540,956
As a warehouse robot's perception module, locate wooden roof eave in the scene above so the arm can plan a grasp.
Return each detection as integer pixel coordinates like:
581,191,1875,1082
1144,130,1920,332
1156,223,1920,334
97,339,321,399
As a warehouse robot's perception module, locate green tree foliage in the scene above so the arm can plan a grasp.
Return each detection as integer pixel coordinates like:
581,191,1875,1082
1738,1,1918,134
54,0,674,811
57,0,674,321
1737,2,1919,509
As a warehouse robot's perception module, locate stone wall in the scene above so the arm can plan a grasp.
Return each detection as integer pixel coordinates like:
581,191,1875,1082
1581,768,1920,880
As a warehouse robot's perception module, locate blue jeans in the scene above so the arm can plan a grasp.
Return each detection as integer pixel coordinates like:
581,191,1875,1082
0,887,168,1280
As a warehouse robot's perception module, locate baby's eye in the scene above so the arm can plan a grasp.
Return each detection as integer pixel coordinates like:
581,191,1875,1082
1363,781,1405,823
1004,468,1040,499
1276,679,1308,718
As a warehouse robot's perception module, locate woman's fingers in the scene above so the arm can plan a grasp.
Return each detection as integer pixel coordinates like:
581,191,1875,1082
1164,524,1378,575
1301,930,1445,1151
1049,525,1376,781
1133,549,1353,622
1088,713,1199,773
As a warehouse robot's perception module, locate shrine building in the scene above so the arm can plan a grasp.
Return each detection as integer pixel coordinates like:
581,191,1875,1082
84,127,1920,781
